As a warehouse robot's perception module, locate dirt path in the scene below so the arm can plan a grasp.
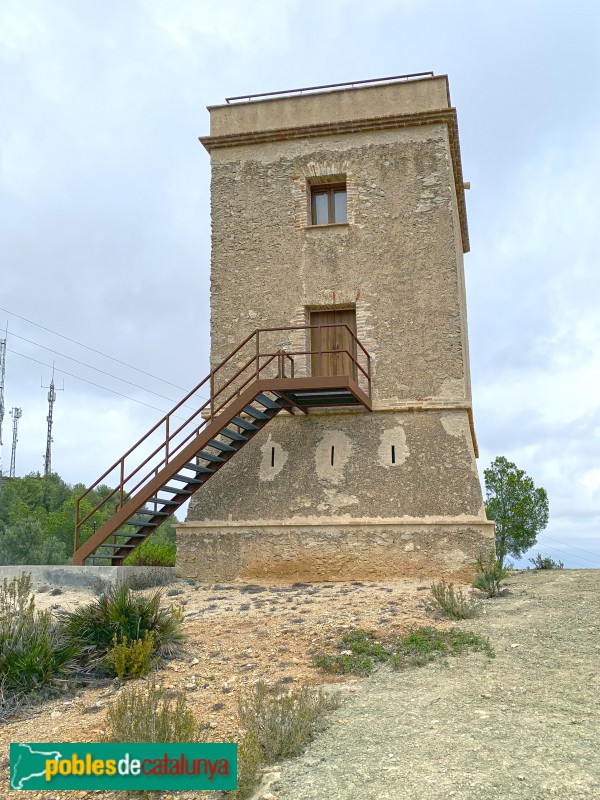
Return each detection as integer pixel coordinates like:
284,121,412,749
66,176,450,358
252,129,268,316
272,570,600,800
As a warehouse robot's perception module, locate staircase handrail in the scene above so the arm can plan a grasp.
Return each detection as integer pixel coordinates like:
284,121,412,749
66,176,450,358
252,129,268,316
75,324,371,548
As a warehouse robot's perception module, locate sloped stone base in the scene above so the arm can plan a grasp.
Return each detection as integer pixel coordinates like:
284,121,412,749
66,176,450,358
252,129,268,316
175,520,495,584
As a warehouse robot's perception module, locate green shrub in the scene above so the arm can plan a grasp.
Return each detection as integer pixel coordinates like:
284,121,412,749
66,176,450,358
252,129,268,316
529,553,564,570
0,575,78,718
312,629,390,676
104,632,155,680
238,680,340,764
473,550,509,597
391,627,494,669
313,626,494,677
104,677,196,742
429,580,477,619
61,582,183,668
123,540,176,567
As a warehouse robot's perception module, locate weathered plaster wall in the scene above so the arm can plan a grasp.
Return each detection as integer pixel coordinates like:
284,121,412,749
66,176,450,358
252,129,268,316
186,410,485,523
208,125,468,408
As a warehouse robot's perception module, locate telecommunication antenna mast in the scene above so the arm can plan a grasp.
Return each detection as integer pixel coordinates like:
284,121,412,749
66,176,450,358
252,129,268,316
0,325,6,447
0,327,6,489
9,407,22,478
42,367,63,476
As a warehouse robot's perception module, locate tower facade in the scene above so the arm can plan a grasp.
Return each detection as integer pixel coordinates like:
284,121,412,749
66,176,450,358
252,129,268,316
178,75,494,582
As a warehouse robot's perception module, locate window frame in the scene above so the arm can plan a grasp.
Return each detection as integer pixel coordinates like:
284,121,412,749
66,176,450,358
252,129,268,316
310,183,347,226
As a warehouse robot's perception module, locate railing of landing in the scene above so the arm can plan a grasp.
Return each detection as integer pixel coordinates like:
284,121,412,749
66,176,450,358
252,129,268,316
225,72,435,103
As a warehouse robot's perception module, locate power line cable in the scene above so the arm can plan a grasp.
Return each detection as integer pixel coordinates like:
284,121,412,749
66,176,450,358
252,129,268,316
528,541,599,566
537,533,600,561
7,328,199,410
7,347,187,419
0,305,208,398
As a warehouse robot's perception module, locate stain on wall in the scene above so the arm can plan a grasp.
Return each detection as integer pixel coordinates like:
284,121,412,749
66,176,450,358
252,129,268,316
258,434,288,482
378,423,408,468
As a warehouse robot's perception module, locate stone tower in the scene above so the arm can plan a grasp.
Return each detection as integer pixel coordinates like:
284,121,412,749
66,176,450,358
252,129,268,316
177,74,494,582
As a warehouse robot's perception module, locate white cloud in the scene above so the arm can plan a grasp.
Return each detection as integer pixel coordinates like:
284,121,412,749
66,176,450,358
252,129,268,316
145,0,298,53
0,1,48,54
581,468,600,497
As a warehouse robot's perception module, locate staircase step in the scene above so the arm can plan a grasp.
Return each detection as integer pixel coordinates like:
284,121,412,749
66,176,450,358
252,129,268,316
243,405,269,420
113,532,147,539
161,485,193,495
231,416,259,431
184,462,214,474
255,393,282,410
146,497,180,505
172,474,204,485
220,428,248,442
196,451,225,463
124,520,160,527
101,542,138,550
134,508,172,517
208,439,237,453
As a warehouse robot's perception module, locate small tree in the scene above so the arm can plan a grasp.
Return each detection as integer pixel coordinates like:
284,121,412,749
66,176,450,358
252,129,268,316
484,456,549,570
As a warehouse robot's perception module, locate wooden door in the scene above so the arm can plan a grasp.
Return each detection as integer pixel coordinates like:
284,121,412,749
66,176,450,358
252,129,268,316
310,309,357,378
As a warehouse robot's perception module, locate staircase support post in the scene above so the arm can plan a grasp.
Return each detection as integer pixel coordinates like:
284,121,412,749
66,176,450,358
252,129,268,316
255,331,260,379
119,460,124,508
74,500,79,556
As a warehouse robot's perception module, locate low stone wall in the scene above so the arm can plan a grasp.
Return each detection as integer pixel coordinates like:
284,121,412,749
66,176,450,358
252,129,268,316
0,565,176,590
176,521,495,583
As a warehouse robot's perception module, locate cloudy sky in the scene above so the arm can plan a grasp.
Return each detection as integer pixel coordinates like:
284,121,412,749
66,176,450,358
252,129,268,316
1,0,598,568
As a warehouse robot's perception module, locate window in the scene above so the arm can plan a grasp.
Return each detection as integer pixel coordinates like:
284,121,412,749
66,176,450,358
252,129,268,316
310,183,347,225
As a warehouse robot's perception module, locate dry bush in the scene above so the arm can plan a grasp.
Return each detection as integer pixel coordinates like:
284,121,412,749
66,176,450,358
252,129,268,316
239,680,340,763
104,677,196,742
429,579,477,619
233,730,264,800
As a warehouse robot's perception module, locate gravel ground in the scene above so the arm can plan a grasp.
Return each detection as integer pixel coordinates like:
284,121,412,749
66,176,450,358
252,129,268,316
0,576,438,799
3,570,598,799
272,569,600,800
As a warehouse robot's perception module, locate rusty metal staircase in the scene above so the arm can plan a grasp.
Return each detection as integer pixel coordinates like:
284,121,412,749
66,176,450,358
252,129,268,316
73,325,372,565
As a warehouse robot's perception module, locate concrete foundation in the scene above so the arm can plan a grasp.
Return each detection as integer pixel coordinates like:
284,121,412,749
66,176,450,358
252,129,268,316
176,520,494,583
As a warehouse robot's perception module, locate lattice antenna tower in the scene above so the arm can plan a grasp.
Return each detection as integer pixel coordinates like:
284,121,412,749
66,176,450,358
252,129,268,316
42,365,63,476
0,324,6,448
0,324,7,488
9,407,22,478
